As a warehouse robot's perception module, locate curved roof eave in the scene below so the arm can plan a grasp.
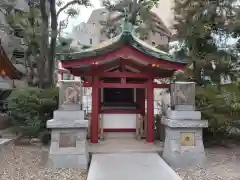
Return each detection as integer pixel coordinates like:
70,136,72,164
0,45,22,79
58,22,187,65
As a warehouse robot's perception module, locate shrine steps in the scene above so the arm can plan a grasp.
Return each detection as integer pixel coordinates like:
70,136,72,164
88,139,163,154
104,132,135,139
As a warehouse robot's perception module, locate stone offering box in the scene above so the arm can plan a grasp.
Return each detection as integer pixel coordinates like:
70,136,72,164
163,82,208,168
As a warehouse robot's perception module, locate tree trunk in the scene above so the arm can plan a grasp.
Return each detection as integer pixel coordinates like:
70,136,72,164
24,48,35,86
39,0,49,88
47,0,57,88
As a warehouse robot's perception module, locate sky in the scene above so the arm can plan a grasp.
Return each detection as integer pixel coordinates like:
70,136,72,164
58,0,101,33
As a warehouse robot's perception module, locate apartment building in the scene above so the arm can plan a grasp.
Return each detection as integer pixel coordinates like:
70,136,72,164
70,7,172,48
0,0,29,62
152,0,175,33
70,22,101,48
0,0,51,75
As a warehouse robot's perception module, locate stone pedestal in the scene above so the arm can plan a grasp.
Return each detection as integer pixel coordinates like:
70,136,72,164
162,110,208,168
47,110,89,169
0,139,13,161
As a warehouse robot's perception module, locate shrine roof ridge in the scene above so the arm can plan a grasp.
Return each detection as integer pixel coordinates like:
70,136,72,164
57,21,187,65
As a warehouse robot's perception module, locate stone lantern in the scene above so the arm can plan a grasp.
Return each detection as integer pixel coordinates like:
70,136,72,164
46,80,88,169
162,82,208,168
170,82,195,111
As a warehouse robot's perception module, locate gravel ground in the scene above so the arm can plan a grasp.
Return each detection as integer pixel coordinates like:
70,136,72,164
0,144,88,180
175,146,240,180
1,142,240,180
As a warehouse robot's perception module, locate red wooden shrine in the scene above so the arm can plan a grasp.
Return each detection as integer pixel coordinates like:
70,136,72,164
59,22,186,143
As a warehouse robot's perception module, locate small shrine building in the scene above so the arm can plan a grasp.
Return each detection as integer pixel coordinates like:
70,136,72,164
0,43,21,82
59,22,187,143
0,43,21,112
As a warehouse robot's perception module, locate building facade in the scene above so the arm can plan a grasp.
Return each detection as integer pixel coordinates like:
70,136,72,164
0,0,29,63
151,0,175,33
0,0,50,77
70,8,172,48
70,22,101,48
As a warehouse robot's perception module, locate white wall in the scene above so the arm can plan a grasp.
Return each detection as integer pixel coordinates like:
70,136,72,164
102,114,136,129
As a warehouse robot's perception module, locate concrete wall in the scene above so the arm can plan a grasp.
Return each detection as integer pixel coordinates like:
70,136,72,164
70,22,101,47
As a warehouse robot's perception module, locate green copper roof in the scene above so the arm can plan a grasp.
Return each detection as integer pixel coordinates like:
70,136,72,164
58,21,187,64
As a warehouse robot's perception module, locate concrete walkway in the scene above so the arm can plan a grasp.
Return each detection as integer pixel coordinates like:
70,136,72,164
87,153,181,180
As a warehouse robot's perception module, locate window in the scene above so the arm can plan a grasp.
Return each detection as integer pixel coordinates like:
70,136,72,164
90,38,92,45
13,50,24,58
152,30,155,35
14,9,24,14
152,42,155,46
100,12,107,16
93,23,95,26
100,20,107,25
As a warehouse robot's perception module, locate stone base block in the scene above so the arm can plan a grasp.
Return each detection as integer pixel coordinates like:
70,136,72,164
0,139,13,161
174,105,195,111
47,119,88,129
167,110,201,120
162,118,208,128
47,120,89,169
54,110,85,121
48,153,88,169
59,104,82,111
162,127,206,168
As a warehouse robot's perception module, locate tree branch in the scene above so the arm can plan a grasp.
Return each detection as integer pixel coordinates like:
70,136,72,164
56,0,90,17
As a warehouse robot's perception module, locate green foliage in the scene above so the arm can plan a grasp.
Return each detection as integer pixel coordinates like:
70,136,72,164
101,0,160,38
7,7,42,54
154,114,165,141
7,88,58,140
173,0,240,85
174,0,239,52
195,84,240,141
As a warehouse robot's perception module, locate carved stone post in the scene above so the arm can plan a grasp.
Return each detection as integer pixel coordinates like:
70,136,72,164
59,80,83,110
46,80,89,169
162,82,208,168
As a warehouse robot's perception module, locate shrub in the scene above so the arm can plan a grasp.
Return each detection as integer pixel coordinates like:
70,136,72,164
39,130,51,145
7,87,58,142
195,84,240,142
154,115,165,141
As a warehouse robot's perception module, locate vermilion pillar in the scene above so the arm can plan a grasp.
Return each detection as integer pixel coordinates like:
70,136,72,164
91,76,99,143
140,89,145,116
137,88,145,116
146,79,154,143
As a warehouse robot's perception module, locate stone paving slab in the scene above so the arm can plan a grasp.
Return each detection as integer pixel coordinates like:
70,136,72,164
87,153,182,180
